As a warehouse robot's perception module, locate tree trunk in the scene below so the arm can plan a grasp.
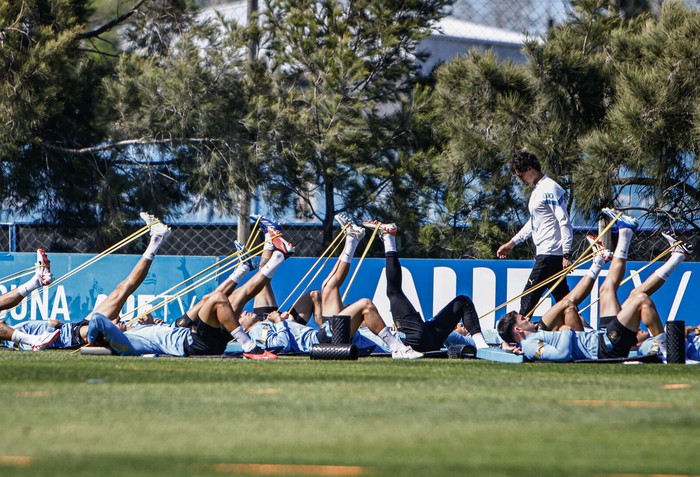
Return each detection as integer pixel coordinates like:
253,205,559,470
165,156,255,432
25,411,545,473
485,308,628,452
323,179,335,246
237,189,252,244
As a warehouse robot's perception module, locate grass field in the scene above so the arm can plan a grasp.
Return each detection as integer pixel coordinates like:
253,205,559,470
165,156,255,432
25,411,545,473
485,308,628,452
1,349,699,477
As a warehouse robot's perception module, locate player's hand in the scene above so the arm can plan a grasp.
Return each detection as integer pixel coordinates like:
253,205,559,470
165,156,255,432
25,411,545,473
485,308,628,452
496,242,514,259
501,342,522,354
563,257,573,268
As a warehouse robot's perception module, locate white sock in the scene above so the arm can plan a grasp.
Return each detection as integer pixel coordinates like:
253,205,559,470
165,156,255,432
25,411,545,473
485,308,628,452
143,234,164,261
228,263,251,285
231,326,256,352
264,232,275,251
339,236,359,264
382,234,397,254
260,251,284,279
11,329,36,345
614,229,633,260
653,332,667,358
18,274,41,297
471,332,489,349
586,253,605,279
378,326,404,352
654,252,686,281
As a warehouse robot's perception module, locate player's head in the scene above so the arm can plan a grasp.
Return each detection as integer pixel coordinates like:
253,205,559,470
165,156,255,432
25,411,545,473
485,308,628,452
510,150,541,174
497,311,534,344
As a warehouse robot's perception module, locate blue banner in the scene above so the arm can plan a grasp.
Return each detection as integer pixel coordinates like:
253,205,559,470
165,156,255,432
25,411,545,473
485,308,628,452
0,253,696,329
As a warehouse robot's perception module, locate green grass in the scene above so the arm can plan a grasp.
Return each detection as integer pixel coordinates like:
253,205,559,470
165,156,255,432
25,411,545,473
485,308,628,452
1,350,700,477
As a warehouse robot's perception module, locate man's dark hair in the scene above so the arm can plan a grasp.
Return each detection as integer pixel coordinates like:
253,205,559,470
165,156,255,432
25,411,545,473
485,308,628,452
497,311,518,344
510,150,541,174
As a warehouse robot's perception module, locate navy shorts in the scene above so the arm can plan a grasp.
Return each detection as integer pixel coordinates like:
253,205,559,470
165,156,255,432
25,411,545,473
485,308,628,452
597,317,637,359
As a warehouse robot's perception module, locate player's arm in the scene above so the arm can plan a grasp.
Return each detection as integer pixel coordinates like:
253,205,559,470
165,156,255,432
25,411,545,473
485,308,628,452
551,186,573,263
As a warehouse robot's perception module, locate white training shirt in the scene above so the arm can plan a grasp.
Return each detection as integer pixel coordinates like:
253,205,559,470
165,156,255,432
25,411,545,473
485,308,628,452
511,175,573,256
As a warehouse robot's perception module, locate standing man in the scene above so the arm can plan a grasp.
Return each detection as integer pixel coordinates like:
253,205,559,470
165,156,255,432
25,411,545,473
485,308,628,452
496,150,573,317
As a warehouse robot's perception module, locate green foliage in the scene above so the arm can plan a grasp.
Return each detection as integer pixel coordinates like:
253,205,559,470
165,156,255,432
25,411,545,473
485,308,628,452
434,0,700,248
260,0,451,244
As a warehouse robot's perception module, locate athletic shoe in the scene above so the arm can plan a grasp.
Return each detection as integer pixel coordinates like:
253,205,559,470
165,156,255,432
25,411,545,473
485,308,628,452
268,229,295,257
335,213,365,240
585,234,613,262
600,208,638,231
249,214,280,235
362,220,398,237
140,212,171,238
233,241,259,270
391,345,424,360
35,248,54,286
242,347,278,360
31,329,60,351
661,231,693,258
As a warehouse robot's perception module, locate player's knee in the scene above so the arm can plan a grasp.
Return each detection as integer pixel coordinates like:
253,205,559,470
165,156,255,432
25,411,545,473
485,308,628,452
309,289,321,302
208,291,229,306
635,292,653,308
358,298,374,312
599,281,614,297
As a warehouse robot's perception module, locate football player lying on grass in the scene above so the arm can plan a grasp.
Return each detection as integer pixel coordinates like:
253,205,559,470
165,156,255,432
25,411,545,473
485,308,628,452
498,215,691,362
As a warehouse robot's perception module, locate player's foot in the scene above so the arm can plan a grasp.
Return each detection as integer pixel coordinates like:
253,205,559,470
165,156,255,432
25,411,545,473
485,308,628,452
35,248,54,286
661,231,693,257
233,241,259,270
391,345,423,360
586,234,613,262
267,229,295,257
140,212,171,238
242,347,278,360
601,208,638,231
31,329,60,351
249,215,280,235
335,213,365,240
362,220,398,237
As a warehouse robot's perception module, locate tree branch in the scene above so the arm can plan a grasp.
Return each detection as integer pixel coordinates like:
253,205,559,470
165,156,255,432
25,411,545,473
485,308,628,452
39,138,219,155
75,0,146,40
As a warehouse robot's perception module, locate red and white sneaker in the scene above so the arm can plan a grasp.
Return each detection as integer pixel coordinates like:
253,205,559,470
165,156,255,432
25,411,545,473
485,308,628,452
31,329,60,351
36,248,54,286
267,227,295,257
585,234,613,262
242,347,278,360
361,220,398,237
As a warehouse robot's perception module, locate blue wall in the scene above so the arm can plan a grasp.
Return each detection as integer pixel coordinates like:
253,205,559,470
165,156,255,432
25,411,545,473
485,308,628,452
1,253,697,328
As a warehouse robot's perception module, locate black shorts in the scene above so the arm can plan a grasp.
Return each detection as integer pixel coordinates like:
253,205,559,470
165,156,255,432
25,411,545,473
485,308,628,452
597,317,637,359
183,317,231,356
254,306,278,320
394,312,442,352
70,319,90,347
534,321,551,332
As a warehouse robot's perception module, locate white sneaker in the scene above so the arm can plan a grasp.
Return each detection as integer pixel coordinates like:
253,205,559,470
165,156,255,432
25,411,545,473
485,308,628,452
661,231,693,258
31,330,60,351
335,213,365,240
35,248,54,286
601,208,638,231
140,212,171,239
392,345,423,360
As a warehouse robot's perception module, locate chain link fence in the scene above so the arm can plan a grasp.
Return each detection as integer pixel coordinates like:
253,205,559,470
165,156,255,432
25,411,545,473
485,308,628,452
1,222,697,263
